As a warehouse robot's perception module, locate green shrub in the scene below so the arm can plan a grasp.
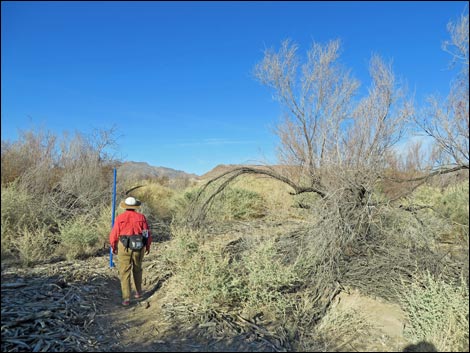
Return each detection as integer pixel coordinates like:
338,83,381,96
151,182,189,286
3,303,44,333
162,226,244,314
399,271,469,352
164,225,312,329
230,175,297,219
216,187,266,220
171,187,198,221
240,236,302,318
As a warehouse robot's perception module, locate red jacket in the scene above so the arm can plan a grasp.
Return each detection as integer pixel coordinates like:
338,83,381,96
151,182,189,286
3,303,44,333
109,210,152,252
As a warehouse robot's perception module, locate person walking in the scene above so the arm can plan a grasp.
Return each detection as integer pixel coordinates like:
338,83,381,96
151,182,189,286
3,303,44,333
109,196,152,306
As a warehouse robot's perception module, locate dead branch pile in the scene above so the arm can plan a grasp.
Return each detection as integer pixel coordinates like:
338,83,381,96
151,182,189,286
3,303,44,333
1,264,114,352
338,232,466,302
162,302,290,352
275,202,465,302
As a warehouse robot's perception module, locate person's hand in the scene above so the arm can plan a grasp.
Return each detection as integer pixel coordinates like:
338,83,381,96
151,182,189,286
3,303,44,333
113,247,118,255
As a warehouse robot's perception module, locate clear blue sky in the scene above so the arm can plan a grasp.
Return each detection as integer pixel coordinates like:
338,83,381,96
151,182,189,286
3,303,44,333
1,1,467,175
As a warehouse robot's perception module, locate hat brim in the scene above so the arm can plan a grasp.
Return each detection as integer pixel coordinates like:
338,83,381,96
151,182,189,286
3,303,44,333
119,201,141,209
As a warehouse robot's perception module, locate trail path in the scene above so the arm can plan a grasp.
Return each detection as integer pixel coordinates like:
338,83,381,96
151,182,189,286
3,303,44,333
93,250,275,352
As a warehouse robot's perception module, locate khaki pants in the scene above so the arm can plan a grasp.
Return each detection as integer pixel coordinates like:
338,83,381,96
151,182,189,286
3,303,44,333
117,240,145,300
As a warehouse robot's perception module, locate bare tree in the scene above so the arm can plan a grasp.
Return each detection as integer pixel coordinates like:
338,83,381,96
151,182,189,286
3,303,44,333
416,11,469,170
56,127,119,215
252,40,412,201
254,40,360,188
189,39,413,227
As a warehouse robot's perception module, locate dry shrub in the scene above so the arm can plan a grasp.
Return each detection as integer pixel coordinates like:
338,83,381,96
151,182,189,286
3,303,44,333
399,271,469,352
166,174,468,349
181,163,468,350
337,202,464,302
58,214,101,260
13,224,58,266
298,305,371,352
230,174,298,219
1,127,118,264
132,181,176,221
179,184,267,225
1,181,59,263
1,130,57,186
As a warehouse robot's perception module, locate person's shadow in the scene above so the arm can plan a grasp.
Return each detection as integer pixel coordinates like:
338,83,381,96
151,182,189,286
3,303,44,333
403,341,438,352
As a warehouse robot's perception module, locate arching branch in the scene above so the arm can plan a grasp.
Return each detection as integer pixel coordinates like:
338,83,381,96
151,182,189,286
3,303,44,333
187,166,326,227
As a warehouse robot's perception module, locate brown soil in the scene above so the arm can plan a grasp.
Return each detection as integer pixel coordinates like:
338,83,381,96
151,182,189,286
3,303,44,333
326,289,410,352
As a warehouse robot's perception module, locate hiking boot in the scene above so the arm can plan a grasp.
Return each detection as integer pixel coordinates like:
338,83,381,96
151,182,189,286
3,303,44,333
122,299,130,306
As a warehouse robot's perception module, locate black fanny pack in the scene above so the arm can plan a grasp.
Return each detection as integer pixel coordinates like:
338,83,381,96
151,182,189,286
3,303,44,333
120,235,146,251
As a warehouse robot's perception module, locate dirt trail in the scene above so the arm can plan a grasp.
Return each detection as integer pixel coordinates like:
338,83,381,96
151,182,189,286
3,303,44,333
94,250,277,352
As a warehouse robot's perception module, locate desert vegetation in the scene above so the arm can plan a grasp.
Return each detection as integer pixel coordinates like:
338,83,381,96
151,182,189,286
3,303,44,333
1,10,468,353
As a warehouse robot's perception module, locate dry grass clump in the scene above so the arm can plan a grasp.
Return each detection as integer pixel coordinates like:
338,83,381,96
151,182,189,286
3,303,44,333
57,214,102,260
1,181,60,265
298,306,372,352
229,174,303,219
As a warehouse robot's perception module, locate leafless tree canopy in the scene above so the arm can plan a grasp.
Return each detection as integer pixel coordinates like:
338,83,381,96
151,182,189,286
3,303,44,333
416,12,469,169
186,39,418,230
254,40,359,183
252,39,414,200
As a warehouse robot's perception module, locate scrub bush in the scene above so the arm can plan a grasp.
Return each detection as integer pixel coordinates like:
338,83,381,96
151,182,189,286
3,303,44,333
399,271,469,352
58,215,100,260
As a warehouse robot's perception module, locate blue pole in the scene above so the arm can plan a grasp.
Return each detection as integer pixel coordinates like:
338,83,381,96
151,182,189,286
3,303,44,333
110,168,117,268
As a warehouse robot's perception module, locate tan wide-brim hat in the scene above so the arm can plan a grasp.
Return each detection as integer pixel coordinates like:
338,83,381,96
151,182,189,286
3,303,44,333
120,196,142,209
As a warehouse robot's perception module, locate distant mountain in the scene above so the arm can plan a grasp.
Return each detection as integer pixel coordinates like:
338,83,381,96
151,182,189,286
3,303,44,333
199,164,288,180
116,161,198,182
199,164,242,180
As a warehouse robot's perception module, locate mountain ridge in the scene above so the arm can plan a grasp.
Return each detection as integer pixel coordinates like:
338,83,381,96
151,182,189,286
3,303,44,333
117,161,199,181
